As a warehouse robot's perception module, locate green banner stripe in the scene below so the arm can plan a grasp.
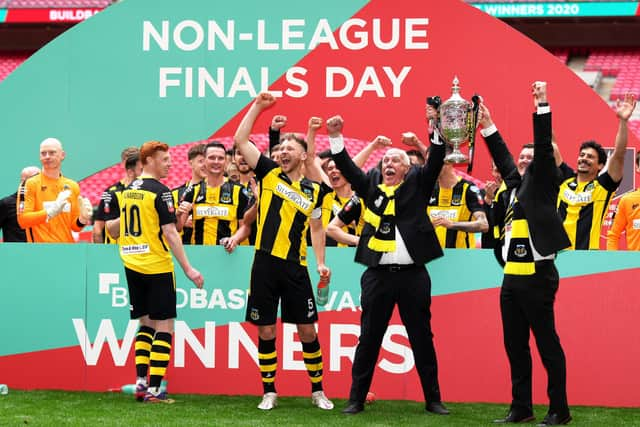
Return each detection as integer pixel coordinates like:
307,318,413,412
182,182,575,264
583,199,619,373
471,2,639,18
2,244,639,356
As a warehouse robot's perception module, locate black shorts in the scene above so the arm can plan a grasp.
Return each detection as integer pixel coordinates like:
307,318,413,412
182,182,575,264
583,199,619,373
245,250,318,325
125,267,177,320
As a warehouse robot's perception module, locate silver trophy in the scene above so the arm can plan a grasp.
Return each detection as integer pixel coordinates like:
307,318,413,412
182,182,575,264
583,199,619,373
430,77,480,164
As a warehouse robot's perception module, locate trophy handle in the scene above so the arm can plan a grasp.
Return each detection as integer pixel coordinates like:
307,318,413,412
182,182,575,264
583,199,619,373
467,94,481,173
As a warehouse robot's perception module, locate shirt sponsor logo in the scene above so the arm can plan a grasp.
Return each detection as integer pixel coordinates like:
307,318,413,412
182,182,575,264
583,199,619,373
562,188,593,204
429,209,457,220
121,244,150,255
275,183,311,210
196,205,230,217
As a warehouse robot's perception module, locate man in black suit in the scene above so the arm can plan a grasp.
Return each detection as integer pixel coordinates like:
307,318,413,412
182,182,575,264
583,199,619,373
0,166,40,242
327,113,449,416
479,82,572,426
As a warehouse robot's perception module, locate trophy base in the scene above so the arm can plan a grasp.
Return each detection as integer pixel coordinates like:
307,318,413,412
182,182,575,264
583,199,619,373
444,152,468,164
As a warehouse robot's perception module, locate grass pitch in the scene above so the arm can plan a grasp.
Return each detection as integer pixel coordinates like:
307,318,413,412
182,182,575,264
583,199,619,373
1,390,639,426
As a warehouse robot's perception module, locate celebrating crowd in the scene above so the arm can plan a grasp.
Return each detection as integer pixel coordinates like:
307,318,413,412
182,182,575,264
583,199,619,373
0,83,636,425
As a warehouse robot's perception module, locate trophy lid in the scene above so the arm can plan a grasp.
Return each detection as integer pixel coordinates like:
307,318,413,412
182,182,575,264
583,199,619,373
445,76,465,103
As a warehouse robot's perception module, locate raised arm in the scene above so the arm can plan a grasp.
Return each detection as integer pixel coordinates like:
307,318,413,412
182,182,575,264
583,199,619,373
303,116,326,183
531,81,556,180
607,93,637,182
234,93,277,170
352,135,391,169
269,114,286,155
327,115,370,195
401,131,429,161
478,102,517,180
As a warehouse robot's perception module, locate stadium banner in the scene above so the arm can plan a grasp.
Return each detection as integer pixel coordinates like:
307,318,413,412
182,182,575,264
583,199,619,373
0,8,103,23
0,0,638,199
0,244,639,407
0,0,639,407
470,2,640,18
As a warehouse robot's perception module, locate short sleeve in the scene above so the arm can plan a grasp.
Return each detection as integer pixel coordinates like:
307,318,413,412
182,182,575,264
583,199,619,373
254,154,278,181
337,195,362,226
598,171,620,192
465,184,483,214
155,190,177,226
102,191,121,221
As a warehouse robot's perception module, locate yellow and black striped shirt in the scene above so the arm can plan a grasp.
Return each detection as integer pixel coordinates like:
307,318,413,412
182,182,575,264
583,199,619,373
182,179,249,246
557,172,618,250
171,180,204,245
329,192,365,247
106,176,177,275
95,180,127,244
427,178,483,248
254,155,328,266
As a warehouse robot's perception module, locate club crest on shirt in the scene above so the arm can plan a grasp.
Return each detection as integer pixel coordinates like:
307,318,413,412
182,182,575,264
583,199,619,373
220,191,232,204
130,179,144,190
380,222,392,234
514,244,527,258
302,187,313,200
451,195,462,206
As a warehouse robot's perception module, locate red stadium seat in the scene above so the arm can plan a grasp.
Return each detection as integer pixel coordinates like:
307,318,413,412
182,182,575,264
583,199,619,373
0,52,30,82
7,0,112,7
78,135,384,205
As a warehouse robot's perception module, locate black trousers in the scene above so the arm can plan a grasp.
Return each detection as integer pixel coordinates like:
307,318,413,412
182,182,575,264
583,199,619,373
500,260,568,416
348,265,442,404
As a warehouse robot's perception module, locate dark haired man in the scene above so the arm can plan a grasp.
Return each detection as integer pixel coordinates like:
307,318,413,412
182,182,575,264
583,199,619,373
176,142,250,252
557,93,637,249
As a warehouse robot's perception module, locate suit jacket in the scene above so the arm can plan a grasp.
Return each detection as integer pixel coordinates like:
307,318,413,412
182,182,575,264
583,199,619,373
483,112,571,260
332,142,445,267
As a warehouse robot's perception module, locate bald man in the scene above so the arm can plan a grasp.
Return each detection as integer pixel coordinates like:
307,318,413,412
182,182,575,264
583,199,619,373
0,166,40,242
17,137,92,242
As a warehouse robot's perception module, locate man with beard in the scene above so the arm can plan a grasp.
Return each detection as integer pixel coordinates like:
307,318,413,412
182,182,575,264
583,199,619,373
557,92,636,249
234,93,333,411
176,142,250,252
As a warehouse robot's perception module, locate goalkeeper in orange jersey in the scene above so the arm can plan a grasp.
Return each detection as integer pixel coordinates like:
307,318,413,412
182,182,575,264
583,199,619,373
17,137,92,242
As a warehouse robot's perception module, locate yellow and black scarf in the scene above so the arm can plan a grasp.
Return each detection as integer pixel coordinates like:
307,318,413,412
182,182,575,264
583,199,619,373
363,184,399,252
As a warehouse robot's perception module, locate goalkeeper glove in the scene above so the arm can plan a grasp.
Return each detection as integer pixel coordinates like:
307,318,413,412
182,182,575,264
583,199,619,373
79,196,93,225
45,189,71,220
